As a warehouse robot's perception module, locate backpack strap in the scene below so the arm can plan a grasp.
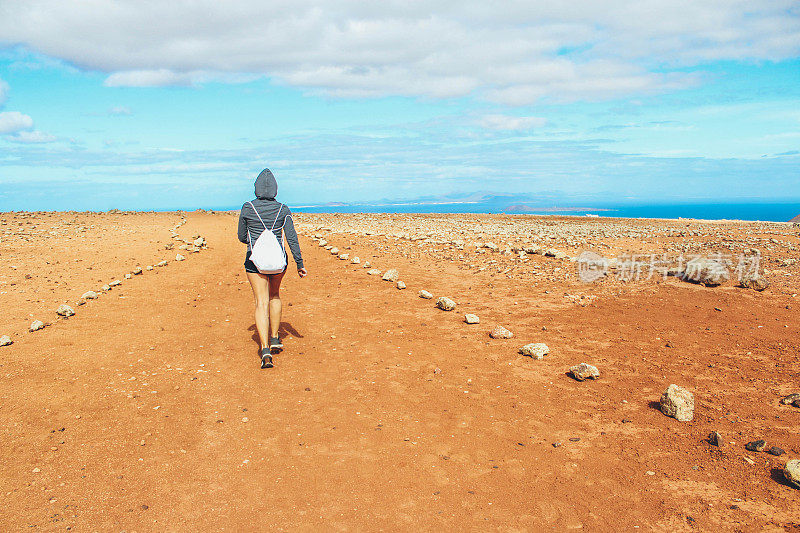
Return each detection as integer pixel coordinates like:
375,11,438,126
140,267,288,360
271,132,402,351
248,201,268,230
270,204,284,231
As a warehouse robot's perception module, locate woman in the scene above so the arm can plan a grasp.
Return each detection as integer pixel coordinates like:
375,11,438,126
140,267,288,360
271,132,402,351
237,168,307,368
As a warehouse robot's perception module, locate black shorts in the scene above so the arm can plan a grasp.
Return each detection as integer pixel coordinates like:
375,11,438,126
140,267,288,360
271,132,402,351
244,251,286,275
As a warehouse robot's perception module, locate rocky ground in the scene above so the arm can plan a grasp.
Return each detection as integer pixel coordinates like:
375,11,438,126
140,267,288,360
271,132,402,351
1,210,799,531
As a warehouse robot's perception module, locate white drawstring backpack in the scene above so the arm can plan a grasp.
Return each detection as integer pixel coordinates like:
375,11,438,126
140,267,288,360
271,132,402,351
247,201,288,274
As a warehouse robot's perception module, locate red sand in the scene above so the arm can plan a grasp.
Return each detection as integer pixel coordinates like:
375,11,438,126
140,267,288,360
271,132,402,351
1,211,799,531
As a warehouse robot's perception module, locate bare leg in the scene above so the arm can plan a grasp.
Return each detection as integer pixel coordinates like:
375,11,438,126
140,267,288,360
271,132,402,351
246,271,270,350
268,271,285,339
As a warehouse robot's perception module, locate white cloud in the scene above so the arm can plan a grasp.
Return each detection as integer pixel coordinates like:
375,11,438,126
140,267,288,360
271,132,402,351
108,105,132,116
480,114,547,131
0,77,8,106
0,1,798,103
104,69,194,88
7,129,56,143
0,111,33,134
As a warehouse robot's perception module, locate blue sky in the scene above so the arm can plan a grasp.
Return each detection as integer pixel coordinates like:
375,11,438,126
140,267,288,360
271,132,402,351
0,1,799,211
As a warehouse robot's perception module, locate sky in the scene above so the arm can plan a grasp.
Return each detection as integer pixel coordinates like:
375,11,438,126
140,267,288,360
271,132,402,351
0,1,799,211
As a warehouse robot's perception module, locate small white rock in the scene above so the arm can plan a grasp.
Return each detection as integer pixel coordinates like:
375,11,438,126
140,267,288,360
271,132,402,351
660,384,694,422
464,314,480,324
519,343,549,359
30,320,45,332
419,290,433,299
82,291,98,300
784,459,800,489
0,335,12,346
396,281,406,290
489,325,513,339
175,254,185,261
569,363,600,381
436,297,456,311
56,304,75,317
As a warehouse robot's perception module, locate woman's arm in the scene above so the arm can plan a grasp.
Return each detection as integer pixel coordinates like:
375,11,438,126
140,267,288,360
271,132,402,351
237,204,249,244
282,210,304,270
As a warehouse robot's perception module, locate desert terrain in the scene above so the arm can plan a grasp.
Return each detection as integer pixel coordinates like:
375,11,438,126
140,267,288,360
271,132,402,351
1,210,799,531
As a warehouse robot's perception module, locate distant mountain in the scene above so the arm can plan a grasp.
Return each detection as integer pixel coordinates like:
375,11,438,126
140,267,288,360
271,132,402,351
314,190,569,208
505,204,535,212
791,213,800,222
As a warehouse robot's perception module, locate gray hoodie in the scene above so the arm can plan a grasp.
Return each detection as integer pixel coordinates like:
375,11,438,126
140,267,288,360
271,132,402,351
237,168,303,269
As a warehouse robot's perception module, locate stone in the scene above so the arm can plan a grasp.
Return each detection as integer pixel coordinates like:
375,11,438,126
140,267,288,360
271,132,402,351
101,284,111,291
30,320,45,332
519,343,549,359
396,281,406,290
708,431,723,447
484,242,499,251
124,273,132,279
109,279,122,287
339,253,349,260
56,304,75,317
745,440,767,452
436,297,456,311
82,291,98,300
363,261,371,268
330,247,339,254
569,363,600,381
419,290,433,299
367,269,382,276
156,260,168,267
784,460,800,489
464,314,480,324
740,274,769,291
146,266,153,271
524,244,541,254
0,335,12,347
175,254,185,261
681,257,729,286
780,393,800,406
193,237,204,247
382,269,399,282
768,447,785,456
659,384,694,422
351,256,360,264
489,325,513,339
133,267,143,275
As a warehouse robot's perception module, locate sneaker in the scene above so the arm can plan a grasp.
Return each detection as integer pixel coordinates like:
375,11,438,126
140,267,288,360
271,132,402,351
260,348,273,369
269,336,283,354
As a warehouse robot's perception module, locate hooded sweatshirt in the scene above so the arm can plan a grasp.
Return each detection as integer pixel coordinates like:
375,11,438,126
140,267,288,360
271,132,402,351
237,168,304,269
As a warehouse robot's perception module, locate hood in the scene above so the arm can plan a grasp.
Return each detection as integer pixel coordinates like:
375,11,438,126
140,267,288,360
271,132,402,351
254,168,277,199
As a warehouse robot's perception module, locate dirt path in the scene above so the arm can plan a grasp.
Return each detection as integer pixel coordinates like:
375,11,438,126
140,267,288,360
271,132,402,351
2,212,799,531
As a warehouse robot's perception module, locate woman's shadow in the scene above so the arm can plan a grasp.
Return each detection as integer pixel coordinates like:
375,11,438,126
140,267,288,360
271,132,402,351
248,322,304,347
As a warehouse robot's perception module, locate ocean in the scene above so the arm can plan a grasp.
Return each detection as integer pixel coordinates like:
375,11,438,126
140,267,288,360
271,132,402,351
290,201,800,223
